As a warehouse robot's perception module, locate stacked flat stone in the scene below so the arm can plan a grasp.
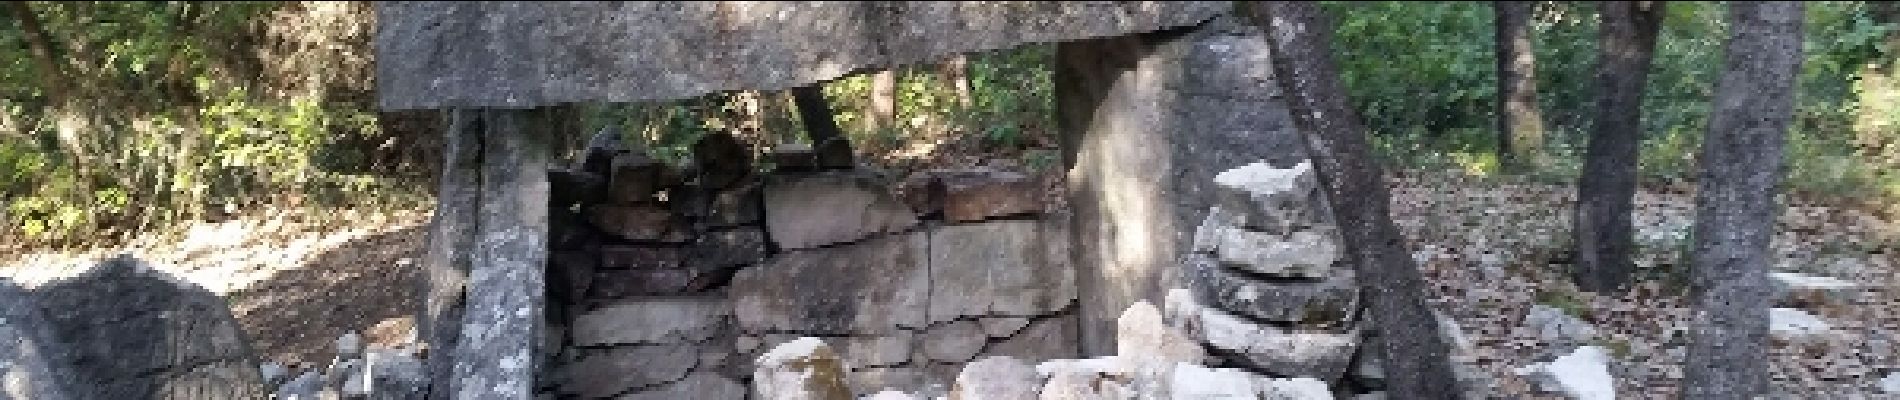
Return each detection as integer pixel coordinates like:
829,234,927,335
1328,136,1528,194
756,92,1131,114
1176,161,1375,391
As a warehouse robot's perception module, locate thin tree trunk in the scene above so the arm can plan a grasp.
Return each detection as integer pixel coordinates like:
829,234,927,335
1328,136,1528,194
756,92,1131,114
1495,1,1545,170
1246,3,1466,399
866,69,899,133
1570,1,1664,293
5,1,91,178
791,85,855,168
940,55,973,108
1682,2,1804,398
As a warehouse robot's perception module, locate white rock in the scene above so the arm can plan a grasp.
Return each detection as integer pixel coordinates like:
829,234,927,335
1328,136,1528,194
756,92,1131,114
755,337,852,400
1769,308,1831,339
1213,161,1316,198
1525,305,1597,344
259,361,287,384
950,356,1039,400
1881,372,1900,393
1257,377,1334,400
1768,272,1860,304
335,332,363,357
867,390,921,400
1169,363,1258,399
1117,301,1205,365
1514,346,1615,400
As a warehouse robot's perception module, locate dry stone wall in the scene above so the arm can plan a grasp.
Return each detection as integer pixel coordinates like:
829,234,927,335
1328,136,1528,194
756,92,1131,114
537,132,1078,399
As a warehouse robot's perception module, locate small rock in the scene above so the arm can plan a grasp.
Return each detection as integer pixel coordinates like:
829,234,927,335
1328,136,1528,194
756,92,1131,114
1767,272,1860,306
1525,305,1597,345
1257,377,1334,400
949,356,1039,400
754,338,852,400
1117,301,1206,365
276,370,323,400
1163,289,1355,380
1514,346,1614,400
923,320,988,363
843,333,915,369
763,172,920,250
620,373,746,400
260,362,287,385
1210,161,1327,233
553,345,699,398
608,152,670,203
1211,229,1338,278
980,317,1032,338
1769,308,1831,339
1348,347,1384,390
1881,371,1900,393
336,333,363,357
770,144,819,173
1182,254,1356,326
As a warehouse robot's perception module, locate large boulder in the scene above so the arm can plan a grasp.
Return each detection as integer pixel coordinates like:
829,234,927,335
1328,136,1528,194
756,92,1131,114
0,280,75,400
32,255,267,400
730,232,930,333
763,172,920,250
376,2,1230,109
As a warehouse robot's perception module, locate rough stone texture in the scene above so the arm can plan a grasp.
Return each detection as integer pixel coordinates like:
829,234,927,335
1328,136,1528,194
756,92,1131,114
754,338,852,400
1525,305,1598,346
764,172,920,250
1768,307,1831,340
842,333,915,369
597,246,685,270
980,317,1033,338
979,314,1082,363
1209,228,1338,278
695,132,753,190
0,280,74,400
1209,161,1327,234
549,168,608,207
588,264,729,297
922,320,988,363
1257,377,1336,400
571,297,732,346
1514,346,1614,400
1057,16,1308,355
731,232,929,333
705,182,766,228
690,228,769,267
1116,301,1206,365
590,204,692,243
420,109,483,400
1882,372,1900,394
376,2,1229,110
607,152,669,204
449,109,552,400
33,256,267,400
1163,289,1355,380
927,220,1075,323
1767,272,1860,306
1168,363,1261,399
551,345,698,398
1182,254,1356,326
949,356,1039,400
618,373,745,400
846,366,927,397
929,167,1045,222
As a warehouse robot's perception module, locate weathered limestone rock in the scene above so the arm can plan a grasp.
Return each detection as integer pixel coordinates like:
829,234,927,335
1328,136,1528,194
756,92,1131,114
690,228,769,267
731,232,929,333
981,315,1082,363
1058,16,1308,355
754,338,852,400
590,204,692,242
364,348,428,400
923,320,989,363
847,366,928,397
33,255,267,400
1768,272,1861,306
930,167,1045,222
0,281,74,400
1769,307,1832,340
945,357,1037,400
571,297,732,346
1209,229,1338,278
981,317,1033,338
843,333,915,369
928,220,1075,323
764,172,920,250
1182,254,1356,325
1167,363,1260,399
376,2,1230,110
1525,305,1598,346
1210,161,1327,233
607,152,669,203
1513,346,1614,400
1163,289,1355,380
1117,302,1206,365
552,345,698,398
1256,377,1335,400
619,373,746,400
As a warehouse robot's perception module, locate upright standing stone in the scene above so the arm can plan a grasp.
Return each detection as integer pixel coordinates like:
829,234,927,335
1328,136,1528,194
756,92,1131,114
1057,16,1308,355
450,109,550,399
421,109,483,400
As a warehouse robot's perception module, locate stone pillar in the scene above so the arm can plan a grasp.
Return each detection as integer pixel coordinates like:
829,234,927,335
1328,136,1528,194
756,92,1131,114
421,108,552,399
1055,17,1308,355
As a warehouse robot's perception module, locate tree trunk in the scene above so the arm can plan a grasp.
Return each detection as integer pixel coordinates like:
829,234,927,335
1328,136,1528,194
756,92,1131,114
940,55,973,107
1246,3,1465,399
790,85,855,168
5,1,91,179
1681,2,1804,398
1570,0,1664,293
1494,1,1545,170
866,69,899,133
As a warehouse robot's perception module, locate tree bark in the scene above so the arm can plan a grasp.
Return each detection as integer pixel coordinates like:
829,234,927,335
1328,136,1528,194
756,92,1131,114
1246,2,1465,399
1570,1,1664,293
1494,1,1545,170
1681,2,1803,398
5,1,91,178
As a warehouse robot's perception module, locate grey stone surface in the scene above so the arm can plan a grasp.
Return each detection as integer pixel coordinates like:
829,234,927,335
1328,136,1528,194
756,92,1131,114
0,280,74,400
1513,346,1614,400
949,356,1040,400
1209,161,1329,234
980,317,1032,338
571,297,732,346
1209,228,1338,278
841,333,915,369
552,345,699,398
979,314,1081,363
618,373,746,400
1163,289,1356,380
590,204,692,243
928,167,1045,222
276,371,322,400
1166,363,1259,399
376,2,1228,110
1525,304,1598,346
1117,301,1206,366
922,320,988,363
753,338,852,400
32,255,267,400
449,110,552,400
1769,307,1832,340
1057,16,1307,355
1183,254,1356,325
366,348,428,400
1767,272,1861,306
764,172,920,250
927,220,1075,323
847,366,928,398
1256,377,1336,400
731,232,929,333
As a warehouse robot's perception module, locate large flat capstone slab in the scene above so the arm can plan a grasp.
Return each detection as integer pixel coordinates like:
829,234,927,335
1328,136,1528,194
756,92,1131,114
374,1,1228,110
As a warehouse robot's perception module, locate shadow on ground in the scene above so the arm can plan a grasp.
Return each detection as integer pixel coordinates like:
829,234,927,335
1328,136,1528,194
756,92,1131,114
226,224,427,367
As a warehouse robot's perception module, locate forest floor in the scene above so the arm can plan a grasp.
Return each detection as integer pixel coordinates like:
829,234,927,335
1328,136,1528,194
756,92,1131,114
1,168,1894,396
